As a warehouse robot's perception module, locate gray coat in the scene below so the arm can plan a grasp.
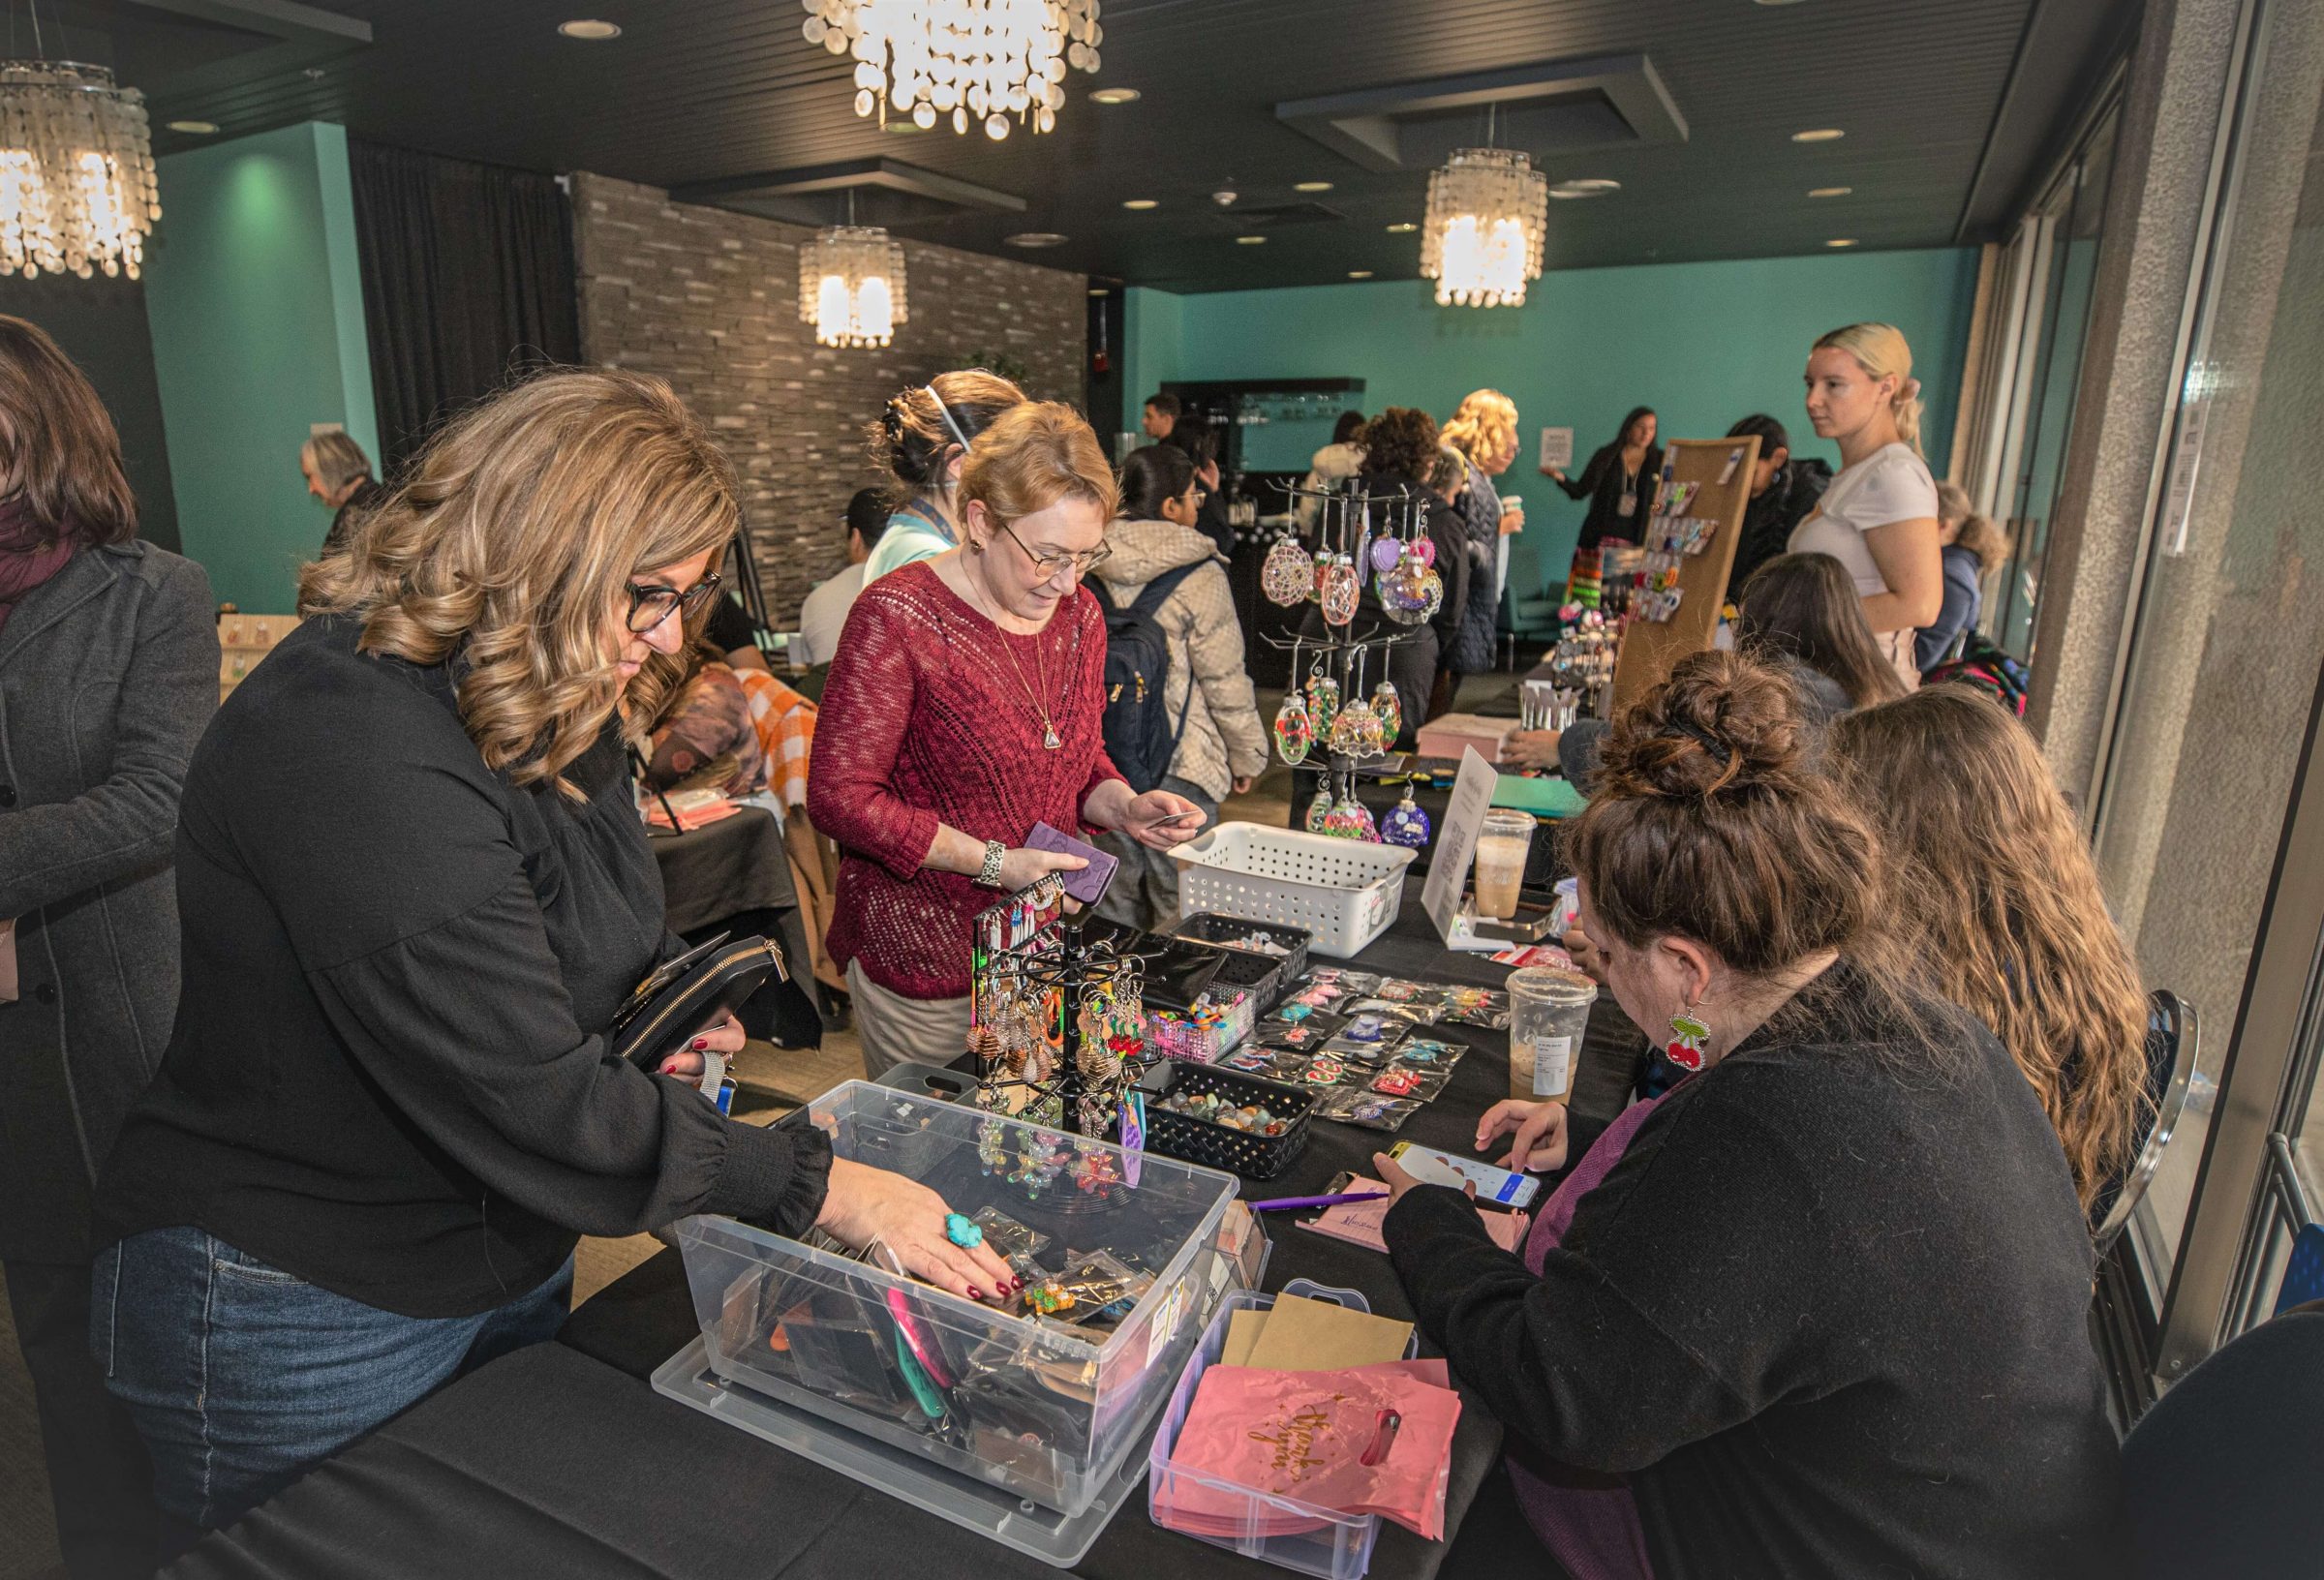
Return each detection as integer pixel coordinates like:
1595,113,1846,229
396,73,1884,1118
0,538,216,1262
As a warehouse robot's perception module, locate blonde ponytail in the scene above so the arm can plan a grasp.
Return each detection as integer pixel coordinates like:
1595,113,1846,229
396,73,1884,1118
1815,321,1923,456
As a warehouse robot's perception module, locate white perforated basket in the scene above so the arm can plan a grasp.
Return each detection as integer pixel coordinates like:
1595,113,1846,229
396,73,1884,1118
1170,823,1418,958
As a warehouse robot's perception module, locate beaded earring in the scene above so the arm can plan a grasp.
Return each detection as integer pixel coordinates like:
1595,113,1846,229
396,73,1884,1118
1371,681,1402,744
1319,555,1361,626
1304,665,1341,738
1304,787,1332,834
1272,691,1313,765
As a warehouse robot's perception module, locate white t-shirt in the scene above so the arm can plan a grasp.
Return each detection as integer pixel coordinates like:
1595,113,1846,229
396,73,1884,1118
1787,442,1939,597
794,562,868,667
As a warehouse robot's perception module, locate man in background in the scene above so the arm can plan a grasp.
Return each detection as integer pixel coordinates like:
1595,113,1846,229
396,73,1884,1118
794,488,889,667
1142,392,1178,441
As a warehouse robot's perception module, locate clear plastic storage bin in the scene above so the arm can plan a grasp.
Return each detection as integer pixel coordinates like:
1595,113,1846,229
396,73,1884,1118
1147,1281,1419,1578
673,1082,1241,1520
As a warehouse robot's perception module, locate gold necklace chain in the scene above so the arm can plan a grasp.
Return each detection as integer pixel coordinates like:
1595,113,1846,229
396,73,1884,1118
964,567,1065,749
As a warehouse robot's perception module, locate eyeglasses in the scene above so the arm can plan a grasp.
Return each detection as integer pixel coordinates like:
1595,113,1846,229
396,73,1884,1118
997,520,1111,578
625,572,723,633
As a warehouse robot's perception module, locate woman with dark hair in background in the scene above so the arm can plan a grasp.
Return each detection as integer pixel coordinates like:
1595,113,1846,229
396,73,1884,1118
1544,405,1659,552
1166,417,1237,558
1091,445,1268,929
0,316,216,1578
1308,407,1468,746
1915,479,2007,673
1724,412,1830,587
1383,650,2125,1579
862,369,1028,588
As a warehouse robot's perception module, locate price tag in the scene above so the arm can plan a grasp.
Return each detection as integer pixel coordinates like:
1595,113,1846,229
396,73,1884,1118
1531,1035,1573,1097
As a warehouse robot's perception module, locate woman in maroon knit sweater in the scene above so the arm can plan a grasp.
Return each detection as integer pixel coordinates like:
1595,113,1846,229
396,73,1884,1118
809,402,1208,1075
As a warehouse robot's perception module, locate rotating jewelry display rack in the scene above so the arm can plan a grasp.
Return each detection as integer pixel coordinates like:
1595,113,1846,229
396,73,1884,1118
1259,481,1441,848
967,879,1161,1180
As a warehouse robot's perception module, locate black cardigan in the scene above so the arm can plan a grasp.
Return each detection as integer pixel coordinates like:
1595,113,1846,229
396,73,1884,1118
95,616,830,1318
1553,441,1662,549
1384,966,2126,1579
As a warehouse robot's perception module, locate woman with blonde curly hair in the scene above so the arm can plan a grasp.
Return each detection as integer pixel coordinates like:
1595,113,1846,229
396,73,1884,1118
1435,388,1525,704
91,370,1013,1558
1828,684,2151,1215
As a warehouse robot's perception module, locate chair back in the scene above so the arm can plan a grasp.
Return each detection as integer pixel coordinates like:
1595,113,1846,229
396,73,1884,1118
2277,1222,2324,1318
2121,1304,2324,1578
2093,989,2198,1253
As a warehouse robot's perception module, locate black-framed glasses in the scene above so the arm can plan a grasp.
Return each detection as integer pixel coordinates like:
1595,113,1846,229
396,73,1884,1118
998,519,1111,578
625,572,723,633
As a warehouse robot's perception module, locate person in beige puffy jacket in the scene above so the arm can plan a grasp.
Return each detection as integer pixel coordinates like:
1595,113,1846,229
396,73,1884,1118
1092,444,1269,930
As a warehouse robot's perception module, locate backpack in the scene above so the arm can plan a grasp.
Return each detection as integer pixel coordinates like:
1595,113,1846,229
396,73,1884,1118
1099,563,1203,793
1926,632,2032,717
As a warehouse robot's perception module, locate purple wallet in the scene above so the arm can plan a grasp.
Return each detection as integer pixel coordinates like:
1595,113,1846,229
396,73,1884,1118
1027,821,1118,906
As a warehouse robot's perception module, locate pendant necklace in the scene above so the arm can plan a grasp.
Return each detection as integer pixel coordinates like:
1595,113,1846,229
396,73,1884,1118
969,571,1064,748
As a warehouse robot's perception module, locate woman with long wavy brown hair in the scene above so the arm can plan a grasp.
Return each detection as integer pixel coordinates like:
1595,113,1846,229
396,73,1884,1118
90,370,1013,1560
1829,684,2150,1212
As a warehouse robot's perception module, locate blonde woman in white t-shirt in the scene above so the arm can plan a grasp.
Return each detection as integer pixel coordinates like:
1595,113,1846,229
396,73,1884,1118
1788,322,1942,687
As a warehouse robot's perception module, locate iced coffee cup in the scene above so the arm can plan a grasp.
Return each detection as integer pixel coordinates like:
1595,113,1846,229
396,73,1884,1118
1508,966,1598,1101
1472,808,1537,921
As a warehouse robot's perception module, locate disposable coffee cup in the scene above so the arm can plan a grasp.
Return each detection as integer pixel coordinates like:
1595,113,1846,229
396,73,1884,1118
1472,809,1537,921
1508,966,1598,1101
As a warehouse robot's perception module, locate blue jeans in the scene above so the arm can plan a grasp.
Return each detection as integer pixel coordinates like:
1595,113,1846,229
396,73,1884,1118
92,1227,571,1546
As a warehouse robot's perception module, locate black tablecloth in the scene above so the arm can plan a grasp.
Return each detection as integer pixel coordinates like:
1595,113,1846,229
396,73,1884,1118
651,805,797,935
168,880,1645,1580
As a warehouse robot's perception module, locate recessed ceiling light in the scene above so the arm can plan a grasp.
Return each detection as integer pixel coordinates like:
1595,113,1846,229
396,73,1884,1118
1294,181,1334,193
1548,177,1620,200
1121,198,1157,210
1088,87,1140,105
1235,234,1267,245
1385,222,1418,233
1809,186,1852,198
1088,287,1110,296
558,18,622,38
166,120,219,135
1826,237,1858,248
1003,232,1069,248
1791,128,1845,142
1347,270,1373,279
1755,0,1813,6
884,118,923,134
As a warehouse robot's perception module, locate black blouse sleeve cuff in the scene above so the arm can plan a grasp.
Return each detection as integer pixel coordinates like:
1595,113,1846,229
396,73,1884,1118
708,1115,835,1236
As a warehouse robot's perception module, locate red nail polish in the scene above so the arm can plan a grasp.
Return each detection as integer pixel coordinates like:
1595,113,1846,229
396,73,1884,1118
690,1038,709,1051
969,1287,985,1300
658,1061,677,1075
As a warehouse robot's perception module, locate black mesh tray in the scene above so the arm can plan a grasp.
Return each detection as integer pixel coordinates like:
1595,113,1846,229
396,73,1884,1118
1169,915,1313,1017
1141,1061,1315,1181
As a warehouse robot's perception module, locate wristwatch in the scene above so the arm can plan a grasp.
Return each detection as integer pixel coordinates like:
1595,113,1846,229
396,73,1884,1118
975,839,1007,888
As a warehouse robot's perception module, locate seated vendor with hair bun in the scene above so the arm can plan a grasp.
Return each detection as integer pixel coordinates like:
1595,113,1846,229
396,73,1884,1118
1376,649,2126,1578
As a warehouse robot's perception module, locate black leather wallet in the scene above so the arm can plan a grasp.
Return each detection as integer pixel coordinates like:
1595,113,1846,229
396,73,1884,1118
608,932,787,1069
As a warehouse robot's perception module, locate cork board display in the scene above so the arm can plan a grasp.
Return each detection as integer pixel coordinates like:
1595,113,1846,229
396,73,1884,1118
1610,435,1760,708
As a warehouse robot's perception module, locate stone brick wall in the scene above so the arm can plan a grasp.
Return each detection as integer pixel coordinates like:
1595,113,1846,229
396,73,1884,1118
571,172,1088,624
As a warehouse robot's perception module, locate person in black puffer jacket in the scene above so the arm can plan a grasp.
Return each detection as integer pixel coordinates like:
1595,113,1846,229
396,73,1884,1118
1725,413,1832,590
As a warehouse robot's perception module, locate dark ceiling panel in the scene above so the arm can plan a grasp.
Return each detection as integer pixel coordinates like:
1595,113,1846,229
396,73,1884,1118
58,0,2126,291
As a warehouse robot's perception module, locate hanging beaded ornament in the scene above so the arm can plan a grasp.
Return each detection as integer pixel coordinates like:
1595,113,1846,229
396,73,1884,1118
1304,787,1332,833
1319,555,1361,626
1371,681,1403,744
1408,533,1436,569
1320,795,1361,837
1262,535,1317,606
1329,692,1378,758
1272,690,1313,765
1351,798,1380,841
1368,535,1402,577
1304,668,1341,737
1379,552,1431,625
1381,790,1432,847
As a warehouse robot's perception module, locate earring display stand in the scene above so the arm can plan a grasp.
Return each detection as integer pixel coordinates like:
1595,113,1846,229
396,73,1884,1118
1609,435,1760,707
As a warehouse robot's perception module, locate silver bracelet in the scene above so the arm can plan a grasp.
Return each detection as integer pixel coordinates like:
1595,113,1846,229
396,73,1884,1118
975,839,1007,888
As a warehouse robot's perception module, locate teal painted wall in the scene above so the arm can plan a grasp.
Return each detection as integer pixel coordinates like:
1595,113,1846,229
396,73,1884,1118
143,122,378,612
1126,248,1981,603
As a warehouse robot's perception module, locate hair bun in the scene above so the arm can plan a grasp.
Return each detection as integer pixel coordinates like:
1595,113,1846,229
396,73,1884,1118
1595,650,1811,802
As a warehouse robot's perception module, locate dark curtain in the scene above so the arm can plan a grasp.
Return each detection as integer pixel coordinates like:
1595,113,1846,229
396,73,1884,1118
348,138,580,476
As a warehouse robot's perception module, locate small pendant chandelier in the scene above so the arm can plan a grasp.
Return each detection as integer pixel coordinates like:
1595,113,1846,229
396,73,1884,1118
800,0,1104,140
1420,146,1546,310
0,54,161,281
799,223,908,349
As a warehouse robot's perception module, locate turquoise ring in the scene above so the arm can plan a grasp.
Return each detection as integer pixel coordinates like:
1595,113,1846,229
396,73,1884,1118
944,1212,984,1249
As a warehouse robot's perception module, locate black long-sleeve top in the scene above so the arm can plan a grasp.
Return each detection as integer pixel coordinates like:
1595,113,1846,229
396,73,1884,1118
1384,965,2126,1579
94,615,831,1318
1552,441,1663,549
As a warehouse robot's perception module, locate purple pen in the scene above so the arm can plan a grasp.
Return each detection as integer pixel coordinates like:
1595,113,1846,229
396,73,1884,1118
1247,1190,1392,1213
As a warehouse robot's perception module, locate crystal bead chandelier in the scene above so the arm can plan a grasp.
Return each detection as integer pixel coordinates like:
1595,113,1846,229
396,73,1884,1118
1420,147,1547,309
800,0,1104,140
799,224,908,348
0,60,160,281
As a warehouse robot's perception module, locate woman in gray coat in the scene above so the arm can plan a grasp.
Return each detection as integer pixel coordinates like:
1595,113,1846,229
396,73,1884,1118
0,316,216,1578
